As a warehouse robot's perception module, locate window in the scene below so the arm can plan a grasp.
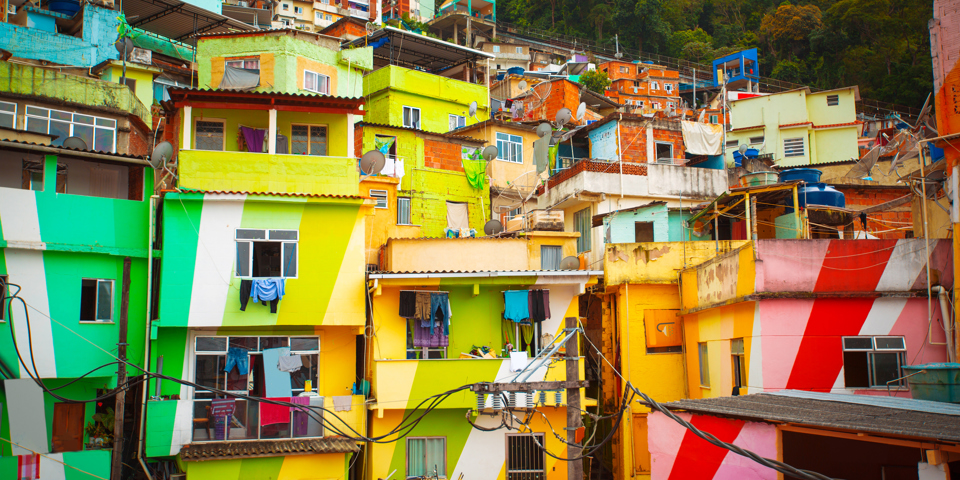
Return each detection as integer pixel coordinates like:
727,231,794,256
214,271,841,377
448,114,466,131
80,279,114,322
225,58,260,70
282,3,288,9
281,18,292,25
52,403,84,453
496,132,523,163
398,197,412,225
122,77,136,92
574,207,591,254
664,83,674,93
507,433,545,480
291,125,327,155
698,342,710,387
516,47,523,53
652,102,661,110
325,13,332,20
541,245,561,270
446,201,469,231
826,94,840,106
709,114,719,124
655,141,673,162
748,136,764,145
0,101,16,129
370,189,388,209
25,106,117,152
725,139,738,149
731,338,746,391
619,66,628,73
315,10,321,18
294,5,302,13
195,120,225,151
651,81,659,90
407,437,446,478
192,335,321,441
235,229,298,278
634,222,654,242
666,102,676,109
783,137,805,157
493,45,500,53
842,336,906,388
304,71,330,94
403,106,421,129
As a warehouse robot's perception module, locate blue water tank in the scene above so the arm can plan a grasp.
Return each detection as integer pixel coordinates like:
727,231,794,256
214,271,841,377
507,67,525,76
798,183,845,208
732,148,759,167
779,168,822,184
48,0,80,17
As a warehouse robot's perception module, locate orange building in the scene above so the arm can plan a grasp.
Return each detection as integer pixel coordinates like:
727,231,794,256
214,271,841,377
598,61,681,113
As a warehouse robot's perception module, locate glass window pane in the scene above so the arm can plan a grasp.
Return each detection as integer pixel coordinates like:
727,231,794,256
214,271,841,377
291,125,309,155
195,354,225,391
49,120,70,145
305,72,316,91
875,337,905,350
236,241,251,276
290,353,317,391
96,118,116,127
731,338,744,354
291,337,319,351
96,281,113,320
50,110,72,121
0,101,16,113
74,114,94,125
870,352,903,386
94,127,115,153
228,337,258,350
269,230,298,240
26,106,48,116
73,124,94,149
842,337,873,350
0,112,14,129
260,337,288,350
197,336,228,352
237,229,266,239
196,121,224,151
282,242,297,277
309,126,326,156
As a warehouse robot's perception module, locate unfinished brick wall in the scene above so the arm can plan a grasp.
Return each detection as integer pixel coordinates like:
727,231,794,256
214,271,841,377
355,125,364,159
423,138,464,172
618,119,684,164
839,186,913,239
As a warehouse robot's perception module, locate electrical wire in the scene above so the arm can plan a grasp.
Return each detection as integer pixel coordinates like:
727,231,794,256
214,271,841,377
0,437,110,480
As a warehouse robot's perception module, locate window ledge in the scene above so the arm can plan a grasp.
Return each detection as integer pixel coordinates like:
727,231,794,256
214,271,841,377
79,321,116,325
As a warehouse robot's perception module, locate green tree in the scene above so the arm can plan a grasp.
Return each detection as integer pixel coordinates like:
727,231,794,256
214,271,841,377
589,2,616,41
759,3,823,60
580,69,612,94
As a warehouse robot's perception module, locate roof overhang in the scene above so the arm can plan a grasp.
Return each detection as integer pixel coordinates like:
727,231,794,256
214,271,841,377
166,88,366,115
124,0,256,45
369,270,603,279
343,26,493,73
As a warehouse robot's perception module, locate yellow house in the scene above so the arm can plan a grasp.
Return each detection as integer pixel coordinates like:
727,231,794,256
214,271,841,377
95,59,161,110
726,86,862,168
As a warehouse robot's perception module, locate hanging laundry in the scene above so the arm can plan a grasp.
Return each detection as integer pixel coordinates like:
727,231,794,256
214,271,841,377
277,353,303,373
239,280,253,311
251,278,285,302
17,453,39,480
399,291,417,318
224,347,250,375
262,347,293,397
291,396,311,436
413,320,448,348
503,290,530,322
260,397,292,426
332,395,353,412
430,292,450,335
210,398,237,441
415,292,432,325
543,290,551,319
528,290,546,323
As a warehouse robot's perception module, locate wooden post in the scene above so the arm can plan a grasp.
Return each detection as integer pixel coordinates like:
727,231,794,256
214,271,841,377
751,196,759,259
792,185,801,239
565,316,583,480
744,192,752,245
112,257,131,480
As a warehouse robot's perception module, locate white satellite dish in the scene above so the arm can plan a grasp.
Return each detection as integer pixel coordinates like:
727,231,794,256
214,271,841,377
738,144,748,155
482,145,499,162
559,256,580,270
360,150,386,175
555,107,572,126
575,102,586,121
536,123,552,138
518,80,528,91
468,101,478,118
62,136,88,151
150,141,174,169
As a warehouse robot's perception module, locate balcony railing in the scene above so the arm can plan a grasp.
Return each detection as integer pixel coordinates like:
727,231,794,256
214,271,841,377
191,395,325,442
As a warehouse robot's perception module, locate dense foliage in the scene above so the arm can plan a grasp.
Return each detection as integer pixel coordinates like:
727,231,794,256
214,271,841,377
498,0,933,107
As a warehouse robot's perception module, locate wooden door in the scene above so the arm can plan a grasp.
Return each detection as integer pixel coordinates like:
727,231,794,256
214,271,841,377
52,403,84,452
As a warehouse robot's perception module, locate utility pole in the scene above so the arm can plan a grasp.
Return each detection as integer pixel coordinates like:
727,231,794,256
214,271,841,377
565,316,583,480
112,257,131,480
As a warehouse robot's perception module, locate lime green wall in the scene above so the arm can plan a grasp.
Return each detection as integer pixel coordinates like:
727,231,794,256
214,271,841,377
385,409,474,479
101,64,156,109
363,65,489,134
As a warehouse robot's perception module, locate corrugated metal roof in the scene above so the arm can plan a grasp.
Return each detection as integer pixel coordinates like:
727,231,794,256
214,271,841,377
0,138,148,164
192,27,342,43
658,391,960,442
180,437,358,461
165,87,366,104
171,188,370,200
124,0,255,46
342,26,493,71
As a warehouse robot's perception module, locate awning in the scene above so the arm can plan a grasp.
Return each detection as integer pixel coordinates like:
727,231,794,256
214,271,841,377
124,0,255,45
343,26,493,73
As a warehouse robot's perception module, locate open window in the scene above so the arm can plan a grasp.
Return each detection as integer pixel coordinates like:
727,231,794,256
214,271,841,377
842,336,906,388
192,335,322,442
235,229,298,278
80,278,114,322
731,338,746,392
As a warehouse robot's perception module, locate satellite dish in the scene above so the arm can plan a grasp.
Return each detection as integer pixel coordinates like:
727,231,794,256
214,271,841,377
114,37,134,57
738,144,749,154
360,150,386,175
482,145,499,162
483,219,504,235
555,107,572,126
518,80,528,91
575,102,586,121
536,123,552,138
150,141,174,169
559,256,580,270
62,136,88,151
469,101,478,118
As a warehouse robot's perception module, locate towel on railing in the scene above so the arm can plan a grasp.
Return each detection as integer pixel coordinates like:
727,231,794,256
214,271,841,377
260,397,291,426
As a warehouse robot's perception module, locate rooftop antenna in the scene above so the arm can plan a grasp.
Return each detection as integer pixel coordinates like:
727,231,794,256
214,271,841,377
359,150,386,176
614,34,623,59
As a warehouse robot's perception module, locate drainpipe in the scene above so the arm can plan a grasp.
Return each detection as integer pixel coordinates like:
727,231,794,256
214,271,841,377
136,193,158,480
616,114,623,204
933,286,955,362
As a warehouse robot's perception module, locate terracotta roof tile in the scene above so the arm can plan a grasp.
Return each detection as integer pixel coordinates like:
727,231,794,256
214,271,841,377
180,438,358,461
170,188,370,200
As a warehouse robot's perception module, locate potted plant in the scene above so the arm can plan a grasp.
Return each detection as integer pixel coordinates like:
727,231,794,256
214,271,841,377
85,408,115,449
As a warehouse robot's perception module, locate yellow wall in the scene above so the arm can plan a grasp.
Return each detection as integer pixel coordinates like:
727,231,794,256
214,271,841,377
604,241,749,286
681,302,757,399
360,176,422,264
383,233,579,272
185,107,348,156
296,56,340,93
102,64,156,109
679,243,756,312
523,231,580,268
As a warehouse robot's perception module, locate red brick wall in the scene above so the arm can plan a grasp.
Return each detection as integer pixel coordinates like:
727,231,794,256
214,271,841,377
423,138,464,172
617,121,684,163
355,125,364,159
838,186,913,239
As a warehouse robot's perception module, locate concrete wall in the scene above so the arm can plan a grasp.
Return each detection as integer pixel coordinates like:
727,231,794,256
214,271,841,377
0,5,119,67
360,175,421,265
646,164,728,199
605,241,748,286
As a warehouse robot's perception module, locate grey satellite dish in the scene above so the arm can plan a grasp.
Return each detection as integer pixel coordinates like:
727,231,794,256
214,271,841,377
575,102,586,121
559,256,580,270
115,37,134,57
150,141,174,169
62,136,88,151
468,101,478,118
482,145,499,162
518,80,528,91
483,219,504,235
555,107,572,126
360,150,386,175
536,123,552,138
738,144,749,155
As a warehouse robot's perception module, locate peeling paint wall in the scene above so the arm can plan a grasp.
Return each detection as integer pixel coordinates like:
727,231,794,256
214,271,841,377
604,241,748,286
0,5,119,67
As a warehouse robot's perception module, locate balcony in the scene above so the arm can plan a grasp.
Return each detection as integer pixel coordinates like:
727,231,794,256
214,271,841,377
178,150,359,196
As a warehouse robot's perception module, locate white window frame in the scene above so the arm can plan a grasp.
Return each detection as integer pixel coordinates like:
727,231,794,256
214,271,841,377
370,189,388,209
235,229,300,278
406,436,447,478
397,197,412,225
651,81,659,90
303,70,330,94
449,114,466,131
294,5,302,13
516,47,523,53
403,106,421,129
619,66,628,73
709,114,719,124
225,58,260,70
654,141,674,162
25,105,117,153
0,100,17,129
80,278,115,323
664,83,674,93
492,45,500,53
783,137,805,158
496,132,523,164
194,118,226,151
282,3,288,9
842,336,907,388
